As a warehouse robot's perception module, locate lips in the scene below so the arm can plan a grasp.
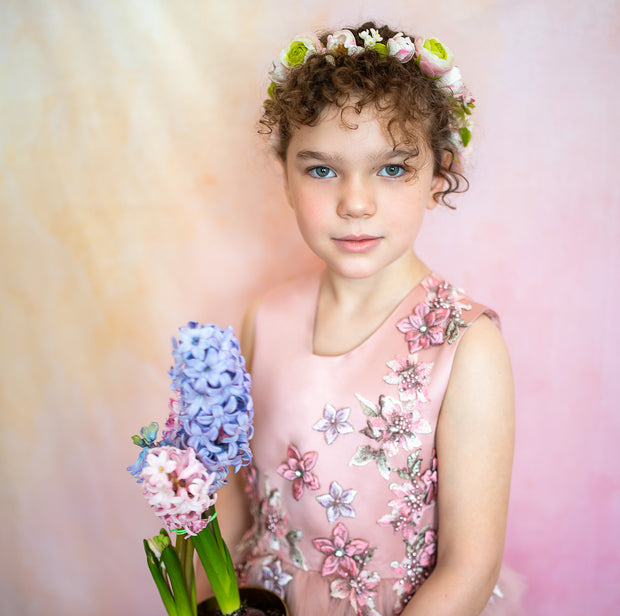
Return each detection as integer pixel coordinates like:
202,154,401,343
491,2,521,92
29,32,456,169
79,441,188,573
332,234,382,253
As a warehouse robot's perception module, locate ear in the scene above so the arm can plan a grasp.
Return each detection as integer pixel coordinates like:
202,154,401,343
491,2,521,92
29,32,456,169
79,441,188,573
426,173,445,211
426,150,451,210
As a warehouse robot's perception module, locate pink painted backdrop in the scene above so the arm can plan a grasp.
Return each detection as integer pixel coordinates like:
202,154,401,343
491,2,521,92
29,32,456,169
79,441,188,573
1,1,618,614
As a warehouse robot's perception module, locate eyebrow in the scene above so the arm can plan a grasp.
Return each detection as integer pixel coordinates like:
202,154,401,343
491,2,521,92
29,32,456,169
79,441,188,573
295,148,416,163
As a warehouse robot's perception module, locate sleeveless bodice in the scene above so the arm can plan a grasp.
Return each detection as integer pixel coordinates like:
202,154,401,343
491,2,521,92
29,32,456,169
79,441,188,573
238,270,516,616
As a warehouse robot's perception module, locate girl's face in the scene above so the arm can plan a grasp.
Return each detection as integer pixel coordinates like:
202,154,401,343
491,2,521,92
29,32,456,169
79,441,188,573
283,104,443,282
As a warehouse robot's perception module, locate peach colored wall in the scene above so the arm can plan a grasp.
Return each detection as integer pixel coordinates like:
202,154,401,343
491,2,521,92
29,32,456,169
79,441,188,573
1,1,618,614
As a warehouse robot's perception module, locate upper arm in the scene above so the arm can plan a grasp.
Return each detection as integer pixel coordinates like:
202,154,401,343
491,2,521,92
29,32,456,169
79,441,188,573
435,315,515,575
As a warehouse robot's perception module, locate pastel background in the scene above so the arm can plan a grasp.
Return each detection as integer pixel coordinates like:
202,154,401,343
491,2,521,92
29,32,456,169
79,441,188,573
1,1,618,614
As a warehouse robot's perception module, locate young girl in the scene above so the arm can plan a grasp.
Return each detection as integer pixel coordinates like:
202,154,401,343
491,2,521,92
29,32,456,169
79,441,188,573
233,21,521,616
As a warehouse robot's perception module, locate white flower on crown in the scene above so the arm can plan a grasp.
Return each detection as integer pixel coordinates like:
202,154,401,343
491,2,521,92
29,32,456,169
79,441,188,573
437,66,465,97
269,59,289,84
280,34,323,68
414,36,455,77
270,34,324,84
326,29,364,55
359,28,383,48
387,32,416,63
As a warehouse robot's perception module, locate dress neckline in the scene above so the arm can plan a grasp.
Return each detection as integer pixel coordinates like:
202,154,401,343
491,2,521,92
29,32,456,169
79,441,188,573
309,269,434,359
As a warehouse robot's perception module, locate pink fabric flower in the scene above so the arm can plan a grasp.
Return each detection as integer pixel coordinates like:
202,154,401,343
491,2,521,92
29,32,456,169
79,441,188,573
413,36,455,77
387,32,416,63
259,488,288,551
378,480,426,542
421,451,438,505
277,444,319,500
365,395,431,457
141,446,216,535
313,522,369,577
326,29,363,55
383,353,432,402
396,303,449,353
422,276,471,313
419,530,437,567
330,569,381,615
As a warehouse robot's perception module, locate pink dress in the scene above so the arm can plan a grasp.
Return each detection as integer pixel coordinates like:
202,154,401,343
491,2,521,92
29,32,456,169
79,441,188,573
239,271,523,615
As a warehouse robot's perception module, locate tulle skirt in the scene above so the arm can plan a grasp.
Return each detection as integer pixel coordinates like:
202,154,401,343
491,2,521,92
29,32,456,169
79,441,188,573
245,563,525,616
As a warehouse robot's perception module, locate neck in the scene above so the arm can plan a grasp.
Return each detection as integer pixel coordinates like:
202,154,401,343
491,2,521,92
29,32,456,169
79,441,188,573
320,250,430,313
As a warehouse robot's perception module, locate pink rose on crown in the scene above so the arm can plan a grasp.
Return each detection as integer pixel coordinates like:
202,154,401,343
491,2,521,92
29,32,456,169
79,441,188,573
326,29,363,55
387,32,416,63
414,37,455,77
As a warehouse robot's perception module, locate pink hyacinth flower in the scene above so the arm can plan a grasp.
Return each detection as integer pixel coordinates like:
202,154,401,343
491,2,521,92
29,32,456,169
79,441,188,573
141,446,216,535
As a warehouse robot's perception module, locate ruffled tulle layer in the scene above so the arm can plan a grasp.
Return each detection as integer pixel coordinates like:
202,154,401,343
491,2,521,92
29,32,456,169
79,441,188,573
245,562,525,616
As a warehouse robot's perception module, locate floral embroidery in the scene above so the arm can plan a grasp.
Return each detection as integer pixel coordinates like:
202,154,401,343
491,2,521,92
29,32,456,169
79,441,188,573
239,473,308,574
313,403,354,444
330,569,382,616
420,450,438,505
396,302,449,352
391,525,437,613
350,394,432,479
423,276,473,343
313,522,369,577
261,558,293,598
383,353,432,403
277,444,320,500
259,483,289,551
378,450,437,541
314,523,381,615
316,481,357,523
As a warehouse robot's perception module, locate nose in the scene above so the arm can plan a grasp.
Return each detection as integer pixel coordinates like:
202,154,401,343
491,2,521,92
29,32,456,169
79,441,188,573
336,175,376,219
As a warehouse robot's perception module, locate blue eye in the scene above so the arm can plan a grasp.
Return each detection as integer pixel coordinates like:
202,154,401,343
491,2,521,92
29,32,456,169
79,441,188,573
379,164,405,177
309,166,335,178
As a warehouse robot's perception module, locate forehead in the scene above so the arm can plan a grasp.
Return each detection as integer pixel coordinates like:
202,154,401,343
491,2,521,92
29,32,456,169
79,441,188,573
287,103,428,155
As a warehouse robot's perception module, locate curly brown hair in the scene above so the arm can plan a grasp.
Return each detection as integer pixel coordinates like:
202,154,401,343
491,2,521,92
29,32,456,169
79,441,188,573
260,22,469,207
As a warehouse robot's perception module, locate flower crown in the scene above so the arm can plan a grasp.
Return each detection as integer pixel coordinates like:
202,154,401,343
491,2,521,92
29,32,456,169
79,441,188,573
268,28,475,152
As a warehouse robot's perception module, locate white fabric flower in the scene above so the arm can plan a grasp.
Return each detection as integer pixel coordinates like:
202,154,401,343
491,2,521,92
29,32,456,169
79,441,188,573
387,32,416,63
313,403,354,444
279,34,323,69
359,28,383,48
437,66,466,97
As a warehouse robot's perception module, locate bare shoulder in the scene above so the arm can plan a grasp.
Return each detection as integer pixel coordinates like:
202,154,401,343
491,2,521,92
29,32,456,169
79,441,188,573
446,314,514,421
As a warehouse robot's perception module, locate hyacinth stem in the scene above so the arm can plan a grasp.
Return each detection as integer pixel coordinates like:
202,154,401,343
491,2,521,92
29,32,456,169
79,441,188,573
191,506,240,615
174,534,197,616
143,540,178,616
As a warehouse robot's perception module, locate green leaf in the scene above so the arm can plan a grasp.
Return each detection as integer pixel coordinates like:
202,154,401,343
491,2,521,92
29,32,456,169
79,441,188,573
376,450,391,480
161,544,194,616
143,540,177,616
355,394,379,417
349,445,378,467
459,127,472,148
191,511,240,615
374,43,388,57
